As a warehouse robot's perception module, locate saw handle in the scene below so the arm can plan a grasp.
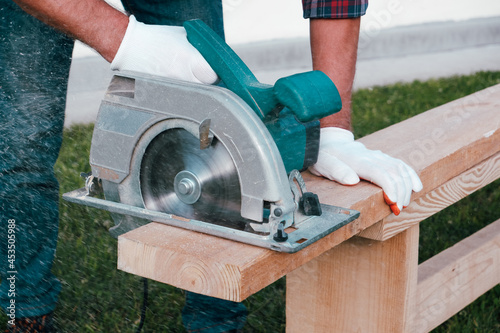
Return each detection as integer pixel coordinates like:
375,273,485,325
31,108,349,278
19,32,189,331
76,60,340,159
184,19,342,123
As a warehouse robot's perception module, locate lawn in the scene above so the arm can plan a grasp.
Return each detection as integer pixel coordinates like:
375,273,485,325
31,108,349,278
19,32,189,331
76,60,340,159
2,71,499,332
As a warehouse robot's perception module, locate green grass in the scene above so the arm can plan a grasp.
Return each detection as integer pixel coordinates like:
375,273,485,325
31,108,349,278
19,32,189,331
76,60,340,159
2,71,499,332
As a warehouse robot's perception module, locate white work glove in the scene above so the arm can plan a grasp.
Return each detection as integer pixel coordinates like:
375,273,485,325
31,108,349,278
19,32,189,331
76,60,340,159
111,15,217,84
309,127,423,215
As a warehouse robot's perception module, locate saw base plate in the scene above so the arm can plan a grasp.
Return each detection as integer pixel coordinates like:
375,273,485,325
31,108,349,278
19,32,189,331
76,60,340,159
63,187,359,253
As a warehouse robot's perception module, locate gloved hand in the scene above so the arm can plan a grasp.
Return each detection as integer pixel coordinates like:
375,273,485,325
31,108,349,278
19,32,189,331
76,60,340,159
111,15,217,84
309,127,423,215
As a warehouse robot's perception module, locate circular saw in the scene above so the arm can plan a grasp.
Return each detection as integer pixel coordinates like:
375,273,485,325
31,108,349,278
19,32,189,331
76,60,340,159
63,20,359,253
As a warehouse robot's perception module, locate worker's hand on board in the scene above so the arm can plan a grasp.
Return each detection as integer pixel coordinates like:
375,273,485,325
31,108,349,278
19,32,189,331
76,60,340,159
111,15,218,84
309,127,423,215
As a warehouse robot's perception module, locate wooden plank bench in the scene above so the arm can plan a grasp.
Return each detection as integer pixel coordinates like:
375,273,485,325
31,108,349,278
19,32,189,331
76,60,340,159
117,84,500,332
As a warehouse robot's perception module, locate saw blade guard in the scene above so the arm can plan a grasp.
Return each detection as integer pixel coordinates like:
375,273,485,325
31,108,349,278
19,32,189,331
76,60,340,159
184,19,342,172
89,73,295,226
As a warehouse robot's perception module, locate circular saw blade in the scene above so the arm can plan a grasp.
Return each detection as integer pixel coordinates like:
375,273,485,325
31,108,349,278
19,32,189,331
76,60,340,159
140,128,246,228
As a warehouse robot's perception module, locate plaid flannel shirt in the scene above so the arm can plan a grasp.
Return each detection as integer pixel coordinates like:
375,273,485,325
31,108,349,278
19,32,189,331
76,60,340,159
302,0,368,18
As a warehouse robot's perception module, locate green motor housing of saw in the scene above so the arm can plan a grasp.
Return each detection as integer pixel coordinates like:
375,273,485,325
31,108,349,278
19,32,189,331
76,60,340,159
184,20,342,172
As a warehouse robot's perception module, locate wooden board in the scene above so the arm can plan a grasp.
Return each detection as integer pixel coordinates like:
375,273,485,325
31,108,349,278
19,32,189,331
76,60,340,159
117,221,357,301
304,83,500,225
360,152,500,241
118,84,500,301
286,225,419,333
412,218,500,333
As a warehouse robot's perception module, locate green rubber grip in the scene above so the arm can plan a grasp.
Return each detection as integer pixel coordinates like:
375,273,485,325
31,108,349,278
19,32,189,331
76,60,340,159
184,19,342,122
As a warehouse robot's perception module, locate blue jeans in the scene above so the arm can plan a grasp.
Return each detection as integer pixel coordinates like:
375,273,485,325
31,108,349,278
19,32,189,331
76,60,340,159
0,0,73,318
121,2,247,331
0,0,247,331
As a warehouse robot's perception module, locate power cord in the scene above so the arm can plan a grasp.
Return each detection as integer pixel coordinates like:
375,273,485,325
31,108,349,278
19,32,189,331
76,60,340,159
136,278,149,333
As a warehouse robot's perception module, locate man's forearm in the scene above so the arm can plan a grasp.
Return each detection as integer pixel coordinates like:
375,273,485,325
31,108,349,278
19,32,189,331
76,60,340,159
309,18,361,130
13,0,128,62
